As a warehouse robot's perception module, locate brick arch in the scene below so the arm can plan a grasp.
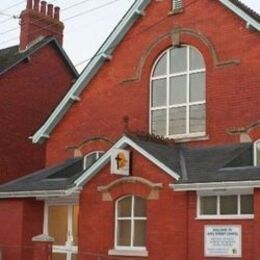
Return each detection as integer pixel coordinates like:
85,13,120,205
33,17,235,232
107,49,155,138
97,176,163,201
65,136,113,157
121,27,239,85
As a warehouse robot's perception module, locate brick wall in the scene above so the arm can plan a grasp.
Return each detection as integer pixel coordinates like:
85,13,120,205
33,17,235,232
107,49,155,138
0,43,75,183
46,0,260,164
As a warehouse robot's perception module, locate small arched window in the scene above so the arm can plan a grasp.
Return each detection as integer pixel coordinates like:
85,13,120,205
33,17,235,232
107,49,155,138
254,139,260,166
83,151,104,170
115,195,147,249
150,45,206,138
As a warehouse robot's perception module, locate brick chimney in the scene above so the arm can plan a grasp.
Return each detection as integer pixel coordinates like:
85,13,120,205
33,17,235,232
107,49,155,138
19,0,64,51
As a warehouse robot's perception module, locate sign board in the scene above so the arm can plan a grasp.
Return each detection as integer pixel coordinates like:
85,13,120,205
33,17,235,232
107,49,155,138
204,225,241,258
111,149,130,175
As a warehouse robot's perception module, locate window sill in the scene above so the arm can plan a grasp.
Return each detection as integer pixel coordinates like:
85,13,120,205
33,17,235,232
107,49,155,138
108,249,148,257
196,215,254,220
174,134,209,143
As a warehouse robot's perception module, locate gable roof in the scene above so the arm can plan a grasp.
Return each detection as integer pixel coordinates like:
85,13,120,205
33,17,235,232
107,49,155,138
31,0,260,144
0,134,259,198
0,36,78,77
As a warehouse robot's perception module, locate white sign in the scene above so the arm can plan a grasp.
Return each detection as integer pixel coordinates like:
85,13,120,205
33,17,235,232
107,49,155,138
111,149,130,175
205,225,241,258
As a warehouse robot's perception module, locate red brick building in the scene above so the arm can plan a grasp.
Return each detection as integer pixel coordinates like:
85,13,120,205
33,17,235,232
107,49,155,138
0,0,78,183
0,0,259,259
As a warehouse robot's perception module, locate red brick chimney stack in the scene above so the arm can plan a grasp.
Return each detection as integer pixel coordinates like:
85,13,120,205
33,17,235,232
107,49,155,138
19,0,64,51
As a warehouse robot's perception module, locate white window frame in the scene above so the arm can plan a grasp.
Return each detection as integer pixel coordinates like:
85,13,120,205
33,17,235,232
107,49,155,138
114,195,147,251
254,139,260,166
150,45,206,139
196,190,254,220
172,0,183,11
83,151,104,170
43,202,78,260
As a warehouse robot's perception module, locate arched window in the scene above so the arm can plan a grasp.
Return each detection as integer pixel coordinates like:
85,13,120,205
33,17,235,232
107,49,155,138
115,195,147,249
150,45,206,138
83,151,104,170
254,139,260,166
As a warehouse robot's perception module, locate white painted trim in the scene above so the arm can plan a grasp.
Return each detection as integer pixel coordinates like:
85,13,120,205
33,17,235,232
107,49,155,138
75,136,180,187
171,180,260,191
219,0,260,31
0,187,81,199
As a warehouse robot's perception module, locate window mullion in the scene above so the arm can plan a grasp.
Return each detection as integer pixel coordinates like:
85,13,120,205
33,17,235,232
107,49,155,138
131,196,135,248
217,196,220,216
67,205,73,246
238,195,241,215
166,50,170,137
186,47,190,134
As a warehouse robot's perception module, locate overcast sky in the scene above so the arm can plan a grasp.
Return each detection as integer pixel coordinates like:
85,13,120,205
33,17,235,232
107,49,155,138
0,0,259,72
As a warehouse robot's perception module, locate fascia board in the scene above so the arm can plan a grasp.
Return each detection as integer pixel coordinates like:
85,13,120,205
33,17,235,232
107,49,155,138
219,0,260,30
31,0,151,144
171,180,260,191
75,136,179,187
0,187,80,199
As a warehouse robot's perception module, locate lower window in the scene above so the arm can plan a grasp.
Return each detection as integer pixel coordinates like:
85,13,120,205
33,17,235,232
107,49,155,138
45,204,79,260
115,195,147,250
198,194,254,218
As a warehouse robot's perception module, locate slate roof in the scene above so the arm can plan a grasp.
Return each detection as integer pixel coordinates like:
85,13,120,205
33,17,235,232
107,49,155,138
0,36,78,76
0,158,83,192
0,135,259,195
230,0,260,22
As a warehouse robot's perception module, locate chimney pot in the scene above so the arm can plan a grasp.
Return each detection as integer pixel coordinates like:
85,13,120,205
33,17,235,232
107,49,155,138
26,0,33,9
47,4,54,18
33,0,40,12
54,6,60,21
40,1,47,15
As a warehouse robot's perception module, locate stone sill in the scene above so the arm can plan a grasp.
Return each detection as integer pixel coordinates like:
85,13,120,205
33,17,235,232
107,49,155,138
108,249,148,257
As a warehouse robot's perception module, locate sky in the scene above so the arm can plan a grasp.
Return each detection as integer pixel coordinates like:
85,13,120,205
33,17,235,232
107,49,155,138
0,0,259,72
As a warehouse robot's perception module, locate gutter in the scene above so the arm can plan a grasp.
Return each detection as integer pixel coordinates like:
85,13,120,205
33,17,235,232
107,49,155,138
171,180,260,191
0,186,81,199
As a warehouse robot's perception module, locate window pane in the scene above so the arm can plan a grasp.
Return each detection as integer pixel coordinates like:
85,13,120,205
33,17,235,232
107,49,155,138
200,196,217,215
53,254,67,260
256,142,260,166
134,197,146,217
134,220,146,247
190,72,205,102
153,53,167,77
72,255,78,260
169,107,186,135
84,153,98,170
118,197,132,217
220,196,237,215
72,205,79,245
241,195,253,214
117,220,131,246
190,47,205,70
170,46,187,73
151,110,166,136
170,75,187,105
48,206,68,245
190,104,205,133
152,79,167,107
